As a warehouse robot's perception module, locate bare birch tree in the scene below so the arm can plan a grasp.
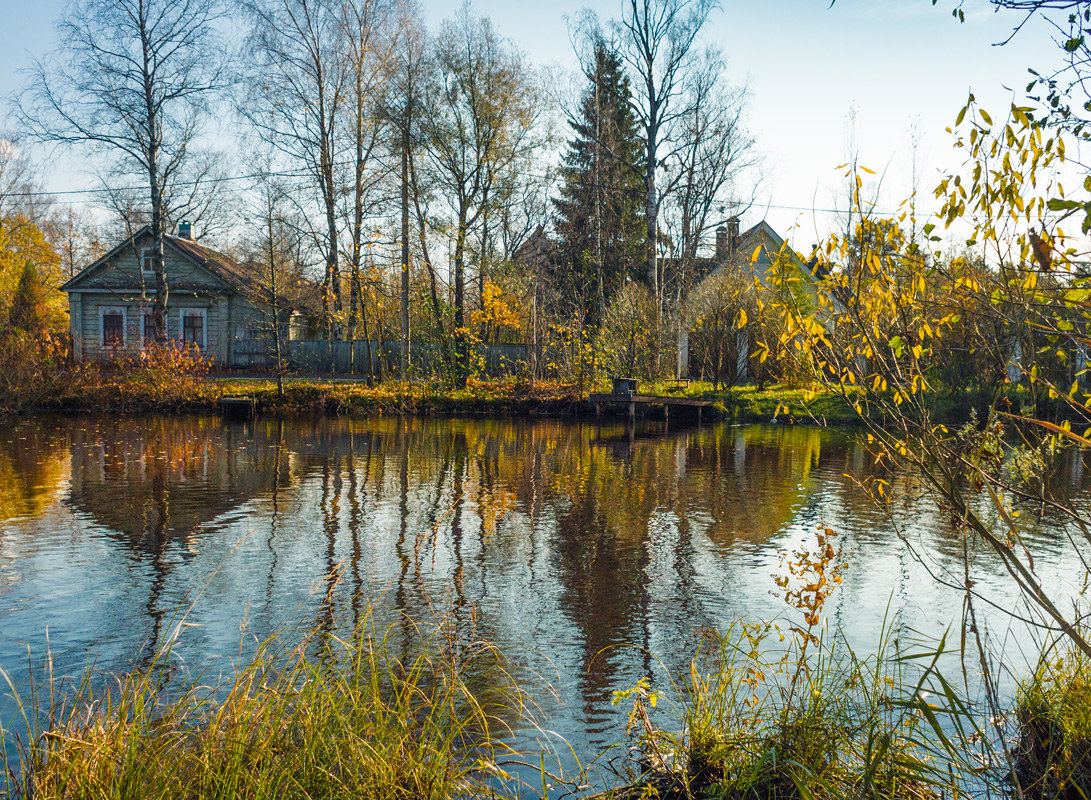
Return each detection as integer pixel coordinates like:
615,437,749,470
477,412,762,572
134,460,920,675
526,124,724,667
381,0,429,377
339,0,392,379
18,0,226,340
248,175,306,399
663,49,756,305
421,6,544,383
241,0,349,343
615,0,719,300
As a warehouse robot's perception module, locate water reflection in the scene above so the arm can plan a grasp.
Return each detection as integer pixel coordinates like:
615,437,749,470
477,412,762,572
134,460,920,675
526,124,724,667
66,417,293,547
0,422,68,523
0,414,1088,785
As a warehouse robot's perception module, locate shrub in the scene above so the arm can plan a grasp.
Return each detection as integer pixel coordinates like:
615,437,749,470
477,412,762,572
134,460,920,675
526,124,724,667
110,342,214,407
0,330,79,412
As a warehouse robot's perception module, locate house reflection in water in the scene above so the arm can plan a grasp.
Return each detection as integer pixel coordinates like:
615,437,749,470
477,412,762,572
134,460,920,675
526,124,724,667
64,416,296,661
65,417,294,553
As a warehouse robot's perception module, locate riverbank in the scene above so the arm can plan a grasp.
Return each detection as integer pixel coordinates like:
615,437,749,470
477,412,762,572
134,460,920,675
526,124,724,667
7,360,1027,426
9,367,870,423
10,611,1075,800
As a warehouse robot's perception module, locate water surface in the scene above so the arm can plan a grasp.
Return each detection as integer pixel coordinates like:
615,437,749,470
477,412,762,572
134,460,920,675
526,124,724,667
0,414,1086,788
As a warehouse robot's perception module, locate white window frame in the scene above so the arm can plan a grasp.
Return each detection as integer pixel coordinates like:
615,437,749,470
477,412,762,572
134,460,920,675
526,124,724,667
178,308,207,349
139,249,156,281
99,306,127,349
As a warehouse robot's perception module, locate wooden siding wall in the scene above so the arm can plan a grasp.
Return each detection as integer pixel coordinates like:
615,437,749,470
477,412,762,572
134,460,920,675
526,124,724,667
77,295,225,359
74,295,277,368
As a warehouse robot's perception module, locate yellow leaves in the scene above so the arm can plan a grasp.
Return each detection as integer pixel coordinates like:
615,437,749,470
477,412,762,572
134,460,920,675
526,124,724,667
736,308,748,328
775,525,846,634
997,411,1091,449
470,280,523,335
0,215,66,333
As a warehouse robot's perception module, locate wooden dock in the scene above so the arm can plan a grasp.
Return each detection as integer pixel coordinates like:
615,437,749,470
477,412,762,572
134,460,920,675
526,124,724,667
219,396,257,419
588,392,711,424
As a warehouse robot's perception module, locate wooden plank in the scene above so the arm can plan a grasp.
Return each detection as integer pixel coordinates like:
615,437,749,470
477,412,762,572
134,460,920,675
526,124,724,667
588,393,711,408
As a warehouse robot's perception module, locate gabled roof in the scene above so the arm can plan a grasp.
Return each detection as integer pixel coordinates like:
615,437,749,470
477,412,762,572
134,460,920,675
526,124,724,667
512,225,557,268
705,220,811,281
61,225,257,294
165,233,260,292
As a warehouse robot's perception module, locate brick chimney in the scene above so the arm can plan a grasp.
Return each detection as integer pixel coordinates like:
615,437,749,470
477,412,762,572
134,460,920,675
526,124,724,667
715,225,728,261
178,220,193,240
727,216,740,261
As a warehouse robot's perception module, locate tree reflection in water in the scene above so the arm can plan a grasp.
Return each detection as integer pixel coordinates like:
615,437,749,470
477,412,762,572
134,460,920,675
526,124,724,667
0,414,1087,784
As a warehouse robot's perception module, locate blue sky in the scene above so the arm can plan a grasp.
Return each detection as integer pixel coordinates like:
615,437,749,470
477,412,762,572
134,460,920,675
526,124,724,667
0,0,1064,242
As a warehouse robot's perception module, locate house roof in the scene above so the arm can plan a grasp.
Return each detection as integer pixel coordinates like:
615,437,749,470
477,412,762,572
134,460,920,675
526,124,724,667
60,225,258,294
512,225,557,268
705,220,829,282
165,233,261,292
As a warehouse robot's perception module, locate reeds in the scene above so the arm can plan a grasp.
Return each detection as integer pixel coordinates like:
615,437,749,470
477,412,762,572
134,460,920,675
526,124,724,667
1013,642,1091,799
608,621,970,800
3,601,1055,800
1,611,525,800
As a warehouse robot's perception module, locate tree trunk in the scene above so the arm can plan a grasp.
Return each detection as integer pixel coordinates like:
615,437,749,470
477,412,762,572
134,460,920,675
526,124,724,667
453,206,468,386
409,149,452,369
267,206,284,401
645,136,658,300
400,125,410,379
142,24,168,342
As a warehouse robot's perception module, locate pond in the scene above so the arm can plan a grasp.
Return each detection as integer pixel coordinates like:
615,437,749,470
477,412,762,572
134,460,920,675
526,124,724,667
0,414,1087,791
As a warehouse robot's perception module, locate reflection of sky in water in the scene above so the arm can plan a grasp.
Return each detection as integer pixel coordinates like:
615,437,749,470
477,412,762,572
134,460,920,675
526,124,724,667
0,414,1087,791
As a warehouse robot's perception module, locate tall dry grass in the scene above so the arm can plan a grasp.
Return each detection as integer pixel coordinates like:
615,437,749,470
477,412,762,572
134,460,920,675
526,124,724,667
1,609,527,800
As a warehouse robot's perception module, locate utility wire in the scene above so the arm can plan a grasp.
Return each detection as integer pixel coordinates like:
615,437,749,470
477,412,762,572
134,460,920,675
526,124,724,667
14,163,914,219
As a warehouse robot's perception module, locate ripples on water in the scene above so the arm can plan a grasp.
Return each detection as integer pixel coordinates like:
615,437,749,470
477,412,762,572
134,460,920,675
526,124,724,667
0,414,1088,786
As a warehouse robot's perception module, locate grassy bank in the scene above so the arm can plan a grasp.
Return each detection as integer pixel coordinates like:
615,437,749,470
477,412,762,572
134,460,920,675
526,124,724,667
1014,644,1091,799
4,613,525,800
602,623,954,800
7,364,862,424
3,351,1017,427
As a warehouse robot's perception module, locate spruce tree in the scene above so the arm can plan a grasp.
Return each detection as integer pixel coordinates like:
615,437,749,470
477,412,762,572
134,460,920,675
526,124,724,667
552,41,644,328
9,260,49,338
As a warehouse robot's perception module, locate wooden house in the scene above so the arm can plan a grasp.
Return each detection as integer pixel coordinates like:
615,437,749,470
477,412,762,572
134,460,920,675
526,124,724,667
61,224,302,368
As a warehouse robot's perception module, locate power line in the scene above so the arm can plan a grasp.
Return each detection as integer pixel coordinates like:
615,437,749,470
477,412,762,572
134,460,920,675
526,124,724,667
4,165,352,199
16,162,910,220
